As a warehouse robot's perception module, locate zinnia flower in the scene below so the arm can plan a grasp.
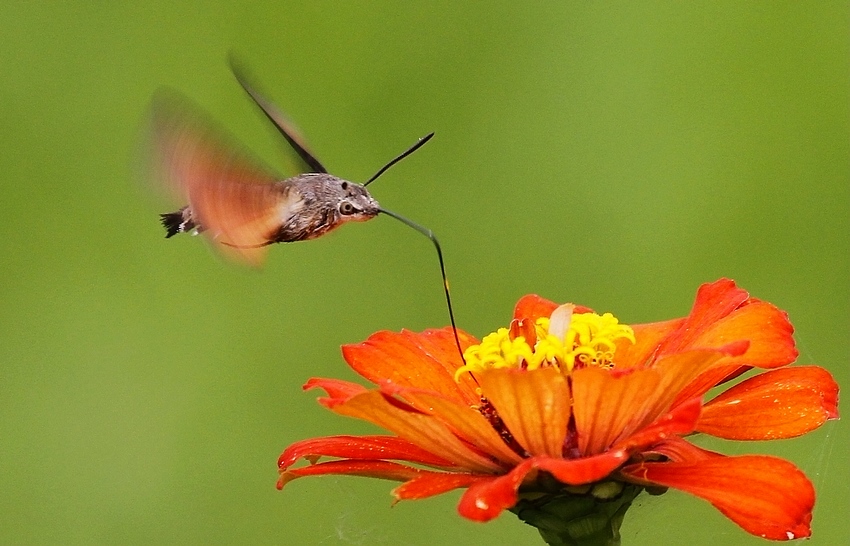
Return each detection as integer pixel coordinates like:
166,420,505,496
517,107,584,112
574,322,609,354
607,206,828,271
277,279,839,543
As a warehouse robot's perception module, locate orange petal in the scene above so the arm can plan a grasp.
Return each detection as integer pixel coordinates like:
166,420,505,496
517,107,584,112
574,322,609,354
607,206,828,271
671,363,744,406
277,460,427,490
621,455,814,540
614,318,684,370
278,435,456,469
400,390,524,466
393,472,486,500
697,366,840,440
690,300,798,369
613,397,702,453
329,390,503,473
572,366,661,455
407,328,481,403
457,452,630,522
634,345,745,429
574,349,733,456
477,368,569,458
342,328,478,406
654,280,798,372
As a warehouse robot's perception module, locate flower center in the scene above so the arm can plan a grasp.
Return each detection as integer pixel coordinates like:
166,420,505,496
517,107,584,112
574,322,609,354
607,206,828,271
455,304,635,380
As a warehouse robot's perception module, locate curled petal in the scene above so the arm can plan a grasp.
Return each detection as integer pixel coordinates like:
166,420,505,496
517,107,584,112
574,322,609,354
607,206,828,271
697,366,840,440
513,295,558,322
640,436,721,463
303,377,366,404
329,390,503,473
278,435,456,469
478,367,569,458
457,452,630,522
342,328,479,406
656,278,751,355
690,300,798,369
621,455,814,540
277,460,427,490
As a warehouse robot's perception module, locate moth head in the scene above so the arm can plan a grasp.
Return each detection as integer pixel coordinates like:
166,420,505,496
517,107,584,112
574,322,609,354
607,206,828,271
336,179,380,222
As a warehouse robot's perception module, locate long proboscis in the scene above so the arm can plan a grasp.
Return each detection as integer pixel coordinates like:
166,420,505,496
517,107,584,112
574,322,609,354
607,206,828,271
378,208,465,364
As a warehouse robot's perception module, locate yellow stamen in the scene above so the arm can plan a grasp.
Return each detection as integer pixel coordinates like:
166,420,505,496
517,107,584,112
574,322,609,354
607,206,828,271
455,307,635,381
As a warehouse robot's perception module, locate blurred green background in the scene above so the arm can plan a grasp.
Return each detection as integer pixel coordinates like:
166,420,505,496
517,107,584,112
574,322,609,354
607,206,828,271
1,2,846,545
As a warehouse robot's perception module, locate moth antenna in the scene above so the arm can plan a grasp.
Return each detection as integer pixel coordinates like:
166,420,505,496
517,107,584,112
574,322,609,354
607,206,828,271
378,208,465,365
364,133,434,187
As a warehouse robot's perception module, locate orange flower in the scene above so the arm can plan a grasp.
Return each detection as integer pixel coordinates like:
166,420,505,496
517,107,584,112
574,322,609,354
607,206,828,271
278,279,838,541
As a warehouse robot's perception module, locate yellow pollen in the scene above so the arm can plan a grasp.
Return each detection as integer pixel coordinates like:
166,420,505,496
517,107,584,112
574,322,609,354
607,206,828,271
455,309,635,380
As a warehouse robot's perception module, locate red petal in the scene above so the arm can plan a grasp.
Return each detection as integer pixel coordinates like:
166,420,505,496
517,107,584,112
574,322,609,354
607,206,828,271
697,366,840,440
329,390,503,473
393,472,485,500
278,435,456,469
277,460,427,490
457,451,629,522
342,328,478,406
530,451,630,485
477,367,570,458
621,455,814,540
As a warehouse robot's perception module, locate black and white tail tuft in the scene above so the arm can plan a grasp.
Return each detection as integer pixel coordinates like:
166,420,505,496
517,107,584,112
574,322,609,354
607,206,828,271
160,208,195,238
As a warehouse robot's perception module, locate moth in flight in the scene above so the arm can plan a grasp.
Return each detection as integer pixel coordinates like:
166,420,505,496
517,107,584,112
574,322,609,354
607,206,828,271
146,61,463,357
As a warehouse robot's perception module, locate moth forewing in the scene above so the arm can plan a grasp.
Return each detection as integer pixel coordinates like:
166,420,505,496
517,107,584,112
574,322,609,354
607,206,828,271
229,56,328,175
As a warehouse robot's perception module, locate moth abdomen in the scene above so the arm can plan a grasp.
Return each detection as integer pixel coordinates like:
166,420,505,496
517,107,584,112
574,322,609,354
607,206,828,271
160,207,197,238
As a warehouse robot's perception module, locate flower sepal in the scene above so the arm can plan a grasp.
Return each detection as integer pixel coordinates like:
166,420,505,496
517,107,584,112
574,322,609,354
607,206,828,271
510,476,644,546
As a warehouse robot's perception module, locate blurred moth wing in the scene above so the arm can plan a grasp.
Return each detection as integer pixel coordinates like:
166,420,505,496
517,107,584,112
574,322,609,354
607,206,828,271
149,90,305,266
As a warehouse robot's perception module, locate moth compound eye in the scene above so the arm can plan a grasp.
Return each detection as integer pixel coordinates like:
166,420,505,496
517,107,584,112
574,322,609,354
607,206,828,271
340,181,348,190
339,202,356,215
